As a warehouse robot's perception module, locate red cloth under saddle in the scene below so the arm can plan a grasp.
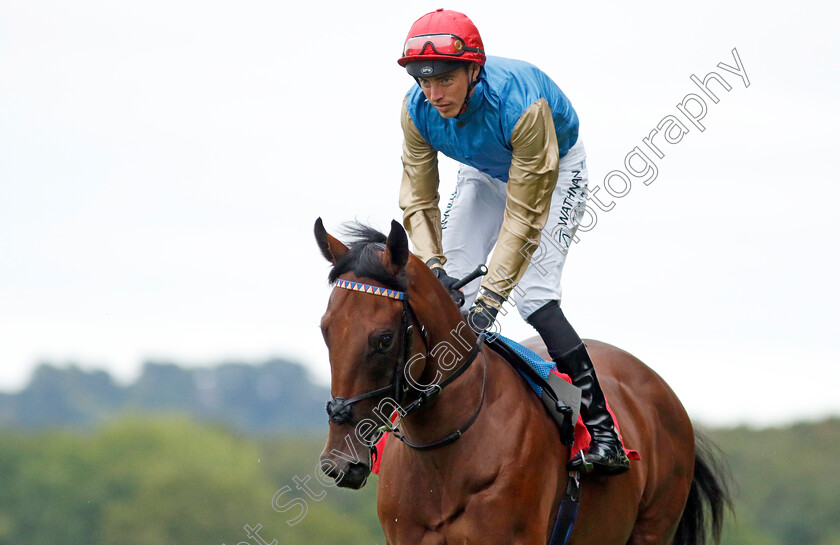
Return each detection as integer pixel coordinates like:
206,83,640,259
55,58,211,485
371,370,640,475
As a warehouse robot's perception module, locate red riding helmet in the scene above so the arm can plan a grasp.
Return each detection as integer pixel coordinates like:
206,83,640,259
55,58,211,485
398,9,486,77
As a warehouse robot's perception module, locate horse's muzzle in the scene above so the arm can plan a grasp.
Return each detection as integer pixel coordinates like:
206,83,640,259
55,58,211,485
320,456,370,489
337,461,370,489
320,444,372,490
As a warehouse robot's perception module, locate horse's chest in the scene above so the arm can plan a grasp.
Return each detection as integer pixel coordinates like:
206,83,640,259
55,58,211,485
378,472,518,544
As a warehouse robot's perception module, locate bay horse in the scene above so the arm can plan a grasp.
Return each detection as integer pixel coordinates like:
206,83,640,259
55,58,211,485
315,218,729,545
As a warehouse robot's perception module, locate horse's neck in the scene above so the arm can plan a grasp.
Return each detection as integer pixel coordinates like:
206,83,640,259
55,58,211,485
404,258,479,359
397,345,564,478
398,259,491,442
408,256,479,329
398,344,491,447
400,258,560,452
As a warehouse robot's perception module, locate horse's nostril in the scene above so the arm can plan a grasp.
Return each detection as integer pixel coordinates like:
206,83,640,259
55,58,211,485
338,462,371,489
319,458,342,480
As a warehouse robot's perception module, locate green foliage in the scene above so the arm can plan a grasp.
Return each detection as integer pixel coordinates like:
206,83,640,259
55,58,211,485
3,415,840,545
93,418,271,545
710,418,840,545
0,417,383,545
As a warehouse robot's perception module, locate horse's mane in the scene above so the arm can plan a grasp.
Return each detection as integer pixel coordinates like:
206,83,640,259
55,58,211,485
327,222,408,292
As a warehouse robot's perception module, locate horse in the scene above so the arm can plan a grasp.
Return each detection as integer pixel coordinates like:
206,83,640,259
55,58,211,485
315,218,729,545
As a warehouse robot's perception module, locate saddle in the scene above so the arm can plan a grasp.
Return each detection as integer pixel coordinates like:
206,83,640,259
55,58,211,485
487,335,638,462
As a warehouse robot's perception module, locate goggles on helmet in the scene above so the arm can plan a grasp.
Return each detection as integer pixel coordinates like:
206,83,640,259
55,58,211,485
403,33,483,58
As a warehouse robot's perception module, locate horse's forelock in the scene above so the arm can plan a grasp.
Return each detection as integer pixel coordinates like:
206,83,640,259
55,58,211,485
326,223,407,292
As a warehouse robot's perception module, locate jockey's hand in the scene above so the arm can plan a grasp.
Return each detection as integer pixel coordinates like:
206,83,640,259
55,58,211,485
428,259,465,307
468,289,505,334
467,299,499,334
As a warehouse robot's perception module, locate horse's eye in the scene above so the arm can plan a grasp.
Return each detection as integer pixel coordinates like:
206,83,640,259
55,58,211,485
377,333,394,351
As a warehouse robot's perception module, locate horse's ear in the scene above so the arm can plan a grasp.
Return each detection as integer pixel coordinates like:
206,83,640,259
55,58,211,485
314,217,349,264
383,219,410,274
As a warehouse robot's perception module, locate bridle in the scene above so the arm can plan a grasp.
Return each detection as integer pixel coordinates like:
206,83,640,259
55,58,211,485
325,277,486,451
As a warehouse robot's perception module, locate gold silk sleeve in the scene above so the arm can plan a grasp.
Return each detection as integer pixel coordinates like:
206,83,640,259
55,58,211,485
399,97,446,266
480,98,560,302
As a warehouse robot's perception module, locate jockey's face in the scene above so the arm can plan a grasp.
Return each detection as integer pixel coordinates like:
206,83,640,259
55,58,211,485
417,64,479,119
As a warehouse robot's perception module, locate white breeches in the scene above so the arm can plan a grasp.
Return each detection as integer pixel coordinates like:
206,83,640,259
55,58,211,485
441,140,589,319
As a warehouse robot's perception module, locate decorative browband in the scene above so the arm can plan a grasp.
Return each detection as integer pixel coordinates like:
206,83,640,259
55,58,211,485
334,279,407,301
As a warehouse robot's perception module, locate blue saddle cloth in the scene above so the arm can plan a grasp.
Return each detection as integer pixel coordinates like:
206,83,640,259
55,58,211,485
496,334,557,396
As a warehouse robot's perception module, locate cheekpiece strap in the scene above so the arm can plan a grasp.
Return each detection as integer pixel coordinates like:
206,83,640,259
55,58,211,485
335,278,407,301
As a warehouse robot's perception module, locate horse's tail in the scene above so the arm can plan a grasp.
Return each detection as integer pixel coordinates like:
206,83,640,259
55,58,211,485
672,429,733,545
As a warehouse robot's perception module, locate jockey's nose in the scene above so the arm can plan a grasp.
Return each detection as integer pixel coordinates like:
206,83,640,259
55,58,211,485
429,82,445,102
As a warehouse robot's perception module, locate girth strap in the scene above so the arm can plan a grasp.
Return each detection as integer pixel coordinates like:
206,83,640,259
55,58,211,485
548,471,582,545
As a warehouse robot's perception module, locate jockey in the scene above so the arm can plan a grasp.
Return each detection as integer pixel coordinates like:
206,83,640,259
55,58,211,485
397,9,630,476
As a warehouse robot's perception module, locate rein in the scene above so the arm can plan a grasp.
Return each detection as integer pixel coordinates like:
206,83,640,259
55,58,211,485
325,278,486,451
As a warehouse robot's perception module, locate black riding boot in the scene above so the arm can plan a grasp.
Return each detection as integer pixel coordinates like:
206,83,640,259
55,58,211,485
557,343,630,475
527,302,630,476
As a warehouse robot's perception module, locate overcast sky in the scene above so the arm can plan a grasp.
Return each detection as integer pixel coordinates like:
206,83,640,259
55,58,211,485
1,0,837,427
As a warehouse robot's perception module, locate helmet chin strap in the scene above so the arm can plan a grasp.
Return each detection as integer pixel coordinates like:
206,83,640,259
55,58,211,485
456,66,481,118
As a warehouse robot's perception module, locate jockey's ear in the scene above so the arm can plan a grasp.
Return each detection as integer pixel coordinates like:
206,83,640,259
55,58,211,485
314,217,349,264
383,219,409,275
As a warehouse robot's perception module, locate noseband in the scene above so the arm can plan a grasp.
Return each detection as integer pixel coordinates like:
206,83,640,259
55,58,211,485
325,278,485,450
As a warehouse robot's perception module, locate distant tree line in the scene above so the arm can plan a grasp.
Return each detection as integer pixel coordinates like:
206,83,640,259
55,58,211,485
0,359,329,433
2,358,840,545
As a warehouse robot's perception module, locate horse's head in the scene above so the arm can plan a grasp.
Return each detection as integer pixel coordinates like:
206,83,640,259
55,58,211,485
314,218,439,489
